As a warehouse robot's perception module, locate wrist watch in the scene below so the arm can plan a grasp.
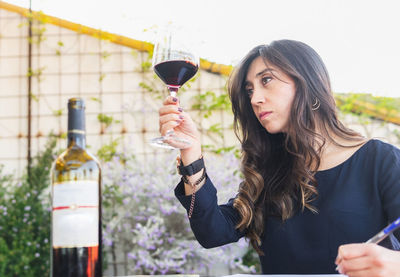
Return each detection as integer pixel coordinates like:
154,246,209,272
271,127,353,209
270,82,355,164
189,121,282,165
177,155,204,176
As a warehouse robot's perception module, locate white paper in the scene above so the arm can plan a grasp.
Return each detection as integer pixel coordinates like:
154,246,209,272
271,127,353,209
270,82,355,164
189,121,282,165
223,274,347,277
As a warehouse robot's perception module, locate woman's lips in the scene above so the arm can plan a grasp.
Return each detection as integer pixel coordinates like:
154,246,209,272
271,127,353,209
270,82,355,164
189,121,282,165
259,111,272,120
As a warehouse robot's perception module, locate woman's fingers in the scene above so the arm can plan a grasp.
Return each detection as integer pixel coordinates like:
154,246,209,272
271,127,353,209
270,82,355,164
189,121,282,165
162,95,179,105
158,96,199,145
336,243,400,277
158,96,184,136
337,255,371,274
159,114,183,135
337,243,374,261
159,113,183,126
344,268,380,277
159,95,183,120
159,105,183,117
336,244,375,275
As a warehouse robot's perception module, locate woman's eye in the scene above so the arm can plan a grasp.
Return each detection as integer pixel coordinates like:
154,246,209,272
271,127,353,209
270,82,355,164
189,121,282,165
245,88,253,97
261,76,272,85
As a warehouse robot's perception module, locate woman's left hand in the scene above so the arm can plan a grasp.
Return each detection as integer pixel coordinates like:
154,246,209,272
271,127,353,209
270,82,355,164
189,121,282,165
335,243,400,277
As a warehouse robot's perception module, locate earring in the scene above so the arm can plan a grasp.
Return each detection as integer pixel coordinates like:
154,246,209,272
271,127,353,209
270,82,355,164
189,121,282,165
311,98,320,111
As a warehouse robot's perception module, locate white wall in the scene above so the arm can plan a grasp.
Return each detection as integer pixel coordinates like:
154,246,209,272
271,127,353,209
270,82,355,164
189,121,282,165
0,7,235,178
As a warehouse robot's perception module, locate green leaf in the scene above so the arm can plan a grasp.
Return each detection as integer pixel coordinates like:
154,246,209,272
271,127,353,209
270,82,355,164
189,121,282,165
97,113,114,127
99,73,106,82
141,61,152,71
52,109,63,117
90,97,101,103
29,92,39,102
139,82,154,92
97,138,120,162
102,51,111,60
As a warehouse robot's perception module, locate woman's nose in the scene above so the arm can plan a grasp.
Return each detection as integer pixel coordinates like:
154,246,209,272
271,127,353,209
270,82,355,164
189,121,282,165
250,88,265,105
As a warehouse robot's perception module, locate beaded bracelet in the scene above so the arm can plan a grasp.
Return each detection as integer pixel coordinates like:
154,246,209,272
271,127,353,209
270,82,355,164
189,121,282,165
182,168,206,218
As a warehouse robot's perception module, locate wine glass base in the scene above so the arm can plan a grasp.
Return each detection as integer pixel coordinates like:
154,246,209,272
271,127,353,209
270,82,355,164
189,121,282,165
149,135,191,150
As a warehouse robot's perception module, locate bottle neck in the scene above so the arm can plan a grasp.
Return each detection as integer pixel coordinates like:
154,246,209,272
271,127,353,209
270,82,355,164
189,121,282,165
67,132,86,148
67,102,86,148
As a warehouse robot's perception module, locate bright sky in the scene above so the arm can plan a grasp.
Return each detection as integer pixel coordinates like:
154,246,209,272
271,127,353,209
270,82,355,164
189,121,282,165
5,0,400,98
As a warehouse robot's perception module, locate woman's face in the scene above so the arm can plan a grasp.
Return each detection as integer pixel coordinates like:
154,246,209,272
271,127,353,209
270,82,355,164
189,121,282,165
245,56,296,134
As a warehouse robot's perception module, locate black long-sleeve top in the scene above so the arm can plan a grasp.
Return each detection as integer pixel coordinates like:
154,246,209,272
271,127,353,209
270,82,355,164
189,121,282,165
175,139,400,274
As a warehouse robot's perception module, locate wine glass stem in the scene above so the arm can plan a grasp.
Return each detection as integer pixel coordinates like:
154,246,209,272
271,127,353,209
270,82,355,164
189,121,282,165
168,86,179,98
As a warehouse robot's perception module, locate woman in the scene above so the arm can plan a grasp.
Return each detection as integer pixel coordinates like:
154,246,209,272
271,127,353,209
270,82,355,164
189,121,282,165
158,39,400,276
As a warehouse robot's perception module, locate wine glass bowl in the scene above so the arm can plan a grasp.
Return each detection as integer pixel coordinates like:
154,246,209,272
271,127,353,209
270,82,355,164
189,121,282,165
150,27,199,149
153,58,198,95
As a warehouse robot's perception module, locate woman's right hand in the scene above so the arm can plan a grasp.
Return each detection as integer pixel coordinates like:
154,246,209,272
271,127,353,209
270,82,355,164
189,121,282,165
160,96,205,195
159,96,201,160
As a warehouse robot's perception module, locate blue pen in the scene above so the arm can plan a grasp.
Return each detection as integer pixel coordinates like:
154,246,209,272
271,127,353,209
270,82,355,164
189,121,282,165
366,216,400,244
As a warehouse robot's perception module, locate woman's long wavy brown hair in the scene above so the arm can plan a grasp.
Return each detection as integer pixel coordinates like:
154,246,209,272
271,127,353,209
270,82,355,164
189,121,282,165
229,40,363,254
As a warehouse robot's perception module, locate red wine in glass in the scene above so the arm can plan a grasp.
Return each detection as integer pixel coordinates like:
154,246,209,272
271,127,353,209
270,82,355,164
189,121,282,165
150,30,199,149
154,60,198,88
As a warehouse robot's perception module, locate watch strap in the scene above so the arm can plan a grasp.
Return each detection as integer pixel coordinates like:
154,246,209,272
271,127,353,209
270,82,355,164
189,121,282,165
178,156,204,176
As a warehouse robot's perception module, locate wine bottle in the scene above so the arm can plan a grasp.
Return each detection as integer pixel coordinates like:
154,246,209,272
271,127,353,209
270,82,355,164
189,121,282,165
51,98,102,277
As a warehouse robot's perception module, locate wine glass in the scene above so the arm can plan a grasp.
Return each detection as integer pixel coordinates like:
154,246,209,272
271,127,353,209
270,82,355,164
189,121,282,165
149,26,199,149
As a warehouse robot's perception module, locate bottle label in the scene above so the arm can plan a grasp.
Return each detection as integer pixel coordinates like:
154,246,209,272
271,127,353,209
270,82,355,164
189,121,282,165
52,180,99,248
